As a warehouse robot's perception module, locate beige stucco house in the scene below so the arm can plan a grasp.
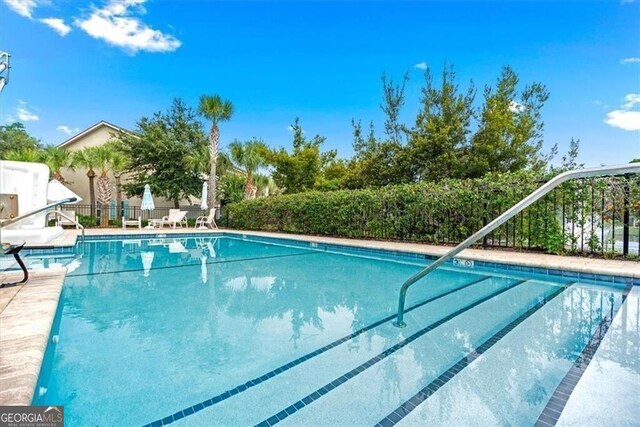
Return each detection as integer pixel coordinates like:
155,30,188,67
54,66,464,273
58,121,195,210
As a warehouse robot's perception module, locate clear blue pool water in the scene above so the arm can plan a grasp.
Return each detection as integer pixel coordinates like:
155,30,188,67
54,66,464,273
30,235,634,426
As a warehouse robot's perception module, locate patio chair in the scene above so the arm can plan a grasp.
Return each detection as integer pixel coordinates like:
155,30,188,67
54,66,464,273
195,208,217,229
122,216,142,229
56,210,80,229
158,210,188,229
165,209,188,228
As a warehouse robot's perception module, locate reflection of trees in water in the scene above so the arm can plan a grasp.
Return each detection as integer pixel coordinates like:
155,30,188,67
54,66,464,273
400,287,615,424
592,292,639,375
66,239,481,354
63,242,436,368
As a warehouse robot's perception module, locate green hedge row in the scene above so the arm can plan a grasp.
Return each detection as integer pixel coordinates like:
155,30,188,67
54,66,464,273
226,171,639,256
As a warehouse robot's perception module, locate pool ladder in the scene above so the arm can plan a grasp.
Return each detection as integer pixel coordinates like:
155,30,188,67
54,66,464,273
0,197,85,243
394,163,640,327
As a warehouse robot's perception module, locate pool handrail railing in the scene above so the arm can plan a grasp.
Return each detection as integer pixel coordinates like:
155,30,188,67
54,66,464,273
394,163,640,328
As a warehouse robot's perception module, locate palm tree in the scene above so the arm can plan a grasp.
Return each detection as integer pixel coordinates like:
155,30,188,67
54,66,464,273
253,173,277,197
41,146,73,182
198,95,233,209
4,148,42,162
185,145,234,179
94,146,114,228
72,147,100,217
228,138,266,199
108,150,129,219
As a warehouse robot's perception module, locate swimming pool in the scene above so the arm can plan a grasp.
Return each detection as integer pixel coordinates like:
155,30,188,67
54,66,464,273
29,234,637,426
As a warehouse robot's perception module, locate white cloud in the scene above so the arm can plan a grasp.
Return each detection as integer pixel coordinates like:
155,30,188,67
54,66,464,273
621,57,640,64
40,17,72,36
593,100,610,109
622,93,640,109
75,0,181,53
7,101,40,122
57,125,79,135
414,62,428,70
509,101,526,113
3,0,38,18
604,93,640,131
605,111,640,131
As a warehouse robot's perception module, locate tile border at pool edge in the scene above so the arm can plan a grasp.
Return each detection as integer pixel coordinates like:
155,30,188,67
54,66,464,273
0,268,66,406
223,232,638,286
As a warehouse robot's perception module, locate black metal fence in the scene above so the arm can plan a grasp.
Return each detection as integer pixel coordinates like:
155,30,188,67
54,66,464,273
222,175,639,259
60,204,208,226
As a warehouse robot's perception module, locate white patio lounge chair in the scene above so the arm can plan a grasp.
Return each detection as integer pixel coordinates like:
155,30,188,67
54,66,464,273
158,210,188,229
195,208,217,229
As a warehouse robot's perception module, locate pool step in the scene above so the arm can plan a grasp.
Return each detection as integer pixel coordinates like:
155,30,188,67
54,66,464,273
261,279,564,427
384,283,621,426
150,276,557,426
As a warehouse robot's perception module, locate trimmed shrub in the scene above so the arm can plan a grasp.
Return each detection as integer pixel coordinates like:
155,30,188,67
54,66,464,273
226,172,639,256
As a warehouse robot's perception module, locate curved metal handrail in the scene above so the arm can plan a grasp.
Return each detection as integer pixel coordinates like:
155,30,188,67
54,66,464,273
394,163,640,327
49,210,85,243
0,197,78,227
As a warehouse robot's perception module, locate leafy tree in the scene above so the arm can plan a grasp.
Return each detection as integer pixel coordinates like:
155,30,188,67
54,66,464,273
344,141,413,188
72,146,101,216
466,66,549,177
263,117,329,194
199,95,233,209
228,138,267,198
381,71,409,144
117,98,208,208
407,65,475,181
346,121,412,188
0,122,41,158
314,158,349,192
631,158,640,163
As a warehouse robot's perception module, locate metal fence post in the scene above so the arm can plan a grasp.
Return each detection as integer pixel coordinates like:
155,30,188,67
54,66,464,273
623,176,630,257
482,202,488,248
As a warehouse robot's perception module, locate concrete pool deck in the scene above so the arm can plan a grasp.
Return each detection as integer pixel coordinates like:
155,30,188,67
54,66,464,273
0,227,637,411
0,268,66,405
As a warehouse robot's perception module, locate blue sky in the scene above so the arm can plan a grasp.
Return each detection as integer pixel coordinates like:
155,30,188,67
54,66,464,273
1,0,639,166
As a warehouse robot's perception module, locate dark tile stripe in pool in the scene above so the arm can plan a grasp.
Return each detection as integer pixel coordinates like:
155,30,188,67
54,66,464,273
66,251,323,278
373,282,571,427
252,279,533,427
140,274,492,427
533,282,634,427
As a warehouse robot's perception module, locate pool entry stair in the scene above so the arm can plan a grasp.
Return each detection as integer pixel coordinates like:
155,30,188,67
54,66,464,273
139,272,632,426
